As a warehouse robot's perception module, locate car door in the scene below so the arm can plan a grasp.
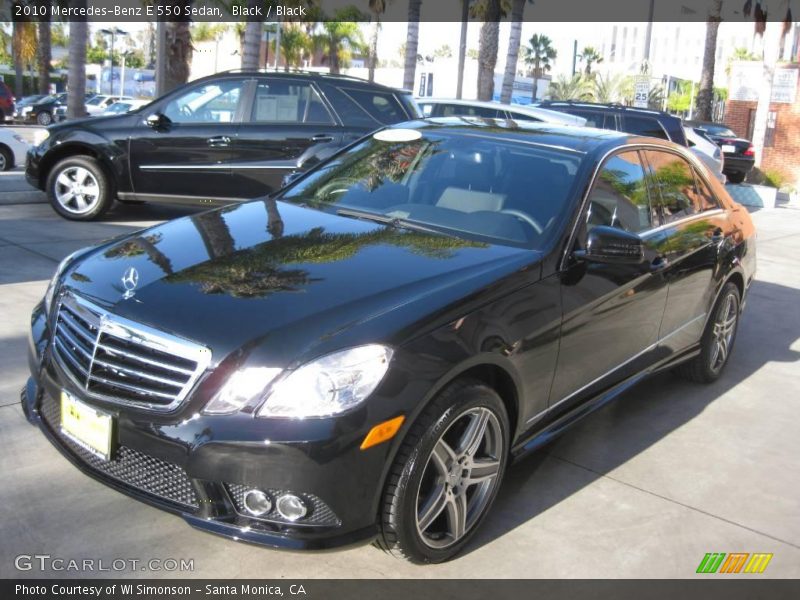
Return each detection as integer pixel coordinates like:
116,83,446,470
642,149,731,352
128,77,247,201
230,77,342,197
550,149,670,412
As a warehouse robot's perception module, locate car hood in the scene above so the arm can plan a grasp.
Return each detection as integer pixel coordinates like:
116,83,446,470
63,200,538,367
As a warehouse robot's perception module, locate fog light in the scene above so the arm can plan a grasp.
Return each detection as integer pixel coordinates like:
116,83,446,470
276,494,307,521
243,489,272,516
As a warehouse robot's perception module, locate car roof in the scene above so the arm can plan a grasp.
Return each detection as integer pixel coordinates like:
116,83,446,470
199,69,412,94
539,100,678,120
392,116,677,155
415,98,586,125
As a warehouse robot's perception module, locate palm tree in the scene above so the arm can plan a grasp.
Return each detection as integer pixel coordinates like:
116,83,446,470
523,33,556,102
403,0,422,90
473,0,503,101
278,24,309,71
240,0,262,70
547,74,592,101
367,0,388,82
695,0,722,122
315,8,366,75
12,19,37,97
37,16,51,95
163,1,194,93
499,0,529,104
592,72,629,103
66,4,87,120
578,46,603,76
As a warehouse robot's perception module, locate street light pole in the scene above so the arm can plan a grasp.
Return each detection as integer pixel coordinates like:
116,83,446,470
100,27,128,96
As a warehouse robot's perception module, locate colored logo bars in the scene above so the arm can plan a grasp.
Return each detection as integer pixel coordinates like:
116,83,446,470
696,553,773,574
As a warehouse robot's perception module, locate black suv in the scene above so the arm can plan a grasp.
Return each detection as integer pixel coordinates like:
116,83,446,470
538,101,688,147
26,71,420,220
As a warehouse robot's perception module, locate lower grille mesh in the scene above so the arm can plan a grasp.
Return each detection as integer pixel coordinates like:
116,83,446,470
40,393,199,509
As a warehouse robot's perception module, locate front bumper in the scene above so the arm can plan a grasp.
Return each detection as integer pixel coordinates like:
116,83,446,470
24,305,392,551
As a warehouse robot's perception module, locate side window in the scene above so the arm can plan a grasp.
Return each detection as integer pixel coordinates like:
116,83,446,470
420,103,433,117
586,151,653,234
163,79,244,124
507,111,541,122
645,150,710,222
624,115,669,140
320,84,378,127
569,110,612,130
250,80,332,124
340,88,406,125
693,170,721,212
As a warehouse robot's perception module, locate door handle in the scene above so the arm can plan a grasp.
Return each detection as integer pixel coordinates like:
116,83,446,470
310,134,334,143
207,136,231,147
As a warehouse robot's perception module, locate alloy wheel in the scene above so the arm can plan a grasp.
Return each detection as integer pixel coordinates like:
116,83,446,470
709,291,738,373
0,152,6,171
415,406,503,549
53,166,101,215
38,112,52,125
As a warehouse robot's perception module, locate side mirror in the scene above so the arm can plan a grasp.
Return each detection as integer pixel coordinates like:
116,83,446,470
145,113,167,129
574,225,644,264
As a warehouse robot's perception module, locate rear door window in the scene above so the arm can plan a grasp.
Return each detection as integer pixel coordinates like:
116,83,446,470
586,150,654,233
623,115,669,140
564,109,613,130
644,150,714,222
339,88,407,125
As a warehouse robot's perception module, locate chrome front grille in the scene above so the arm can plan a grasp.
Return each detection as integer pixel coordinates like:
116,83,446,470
52,292,211,411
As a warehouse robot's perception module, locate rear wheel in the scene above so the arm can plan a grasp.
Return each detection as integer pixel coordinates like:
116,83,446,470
377,379,509,563
0,146,12,171
46,156,112,221
37,111,53,126
675,282,740,383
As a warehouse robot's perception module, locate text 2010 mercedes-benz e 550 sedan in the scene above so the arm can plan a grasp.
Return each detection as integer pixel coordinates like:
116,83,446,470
22,119,756,563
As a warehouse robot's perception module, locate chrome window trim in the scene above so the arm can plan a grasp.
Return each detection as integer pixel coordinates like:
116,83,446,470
560,142,729,271
51,291,212,413
526,313,706,424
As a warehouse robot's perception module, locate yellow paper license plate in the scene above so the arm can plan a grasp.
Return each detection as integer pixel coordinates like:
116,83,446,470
60,391,114,461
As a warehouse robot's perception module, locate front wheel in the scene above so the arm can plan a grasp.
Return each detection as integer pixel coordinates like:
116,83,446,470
46,156,113,221
675,282,741,383
0,146,12,171
377,379,509,563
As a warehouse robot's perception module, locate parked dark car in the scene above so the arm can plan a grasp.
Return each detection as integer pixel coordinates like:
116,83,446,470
685,120,755,184
22,119,755,563
12,93,47,120
25,71,421,221
22,92,97,125
0,81,15,122
538,100,689,147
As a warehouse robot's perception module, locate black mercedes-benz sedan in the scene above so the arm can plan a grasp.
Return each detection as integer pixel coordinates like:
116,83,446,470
22,119,756,563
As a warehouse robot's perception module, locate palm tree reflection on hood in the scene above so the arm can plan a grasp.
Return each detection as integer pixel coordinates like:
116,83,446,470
168,200,487,299
103,233,174,276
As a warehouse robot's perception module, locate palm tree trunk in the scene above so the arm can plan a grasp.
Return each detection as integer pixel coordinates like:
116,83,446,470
456,0,469,99
368,18,380,82
403,0,422,90
66,7,87,120
12,21,25,98
329,39,340,74
500,0,525,104
37,18,51,95
696,0,722,122
163,3,194,94
476,0,501,102
532,64,540,102
241,0,262,70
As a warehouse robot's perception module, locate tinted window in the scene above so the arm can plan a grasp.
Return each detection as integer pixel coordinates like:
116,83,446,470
340,88,406,125
507,110,541,122
282,130,581,249
645,150,715,222
321,85,377,127
564,109,611,129
164,79,244,124
623,115,669,140
250,80,332,124
436,104,503,119
587,151,653,233
694,172,721,212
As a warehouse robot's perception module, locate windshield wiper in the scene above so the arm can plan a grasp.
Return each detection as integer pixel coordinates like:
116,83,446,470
335,208,441,235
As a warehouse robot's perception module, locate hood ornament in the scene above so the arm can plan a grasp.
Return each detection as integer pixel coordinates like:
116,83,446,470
121,266,139,299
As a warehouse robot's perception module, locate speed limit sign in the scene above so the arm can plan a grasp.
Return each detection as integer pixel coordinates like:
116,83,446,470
633,76,650,108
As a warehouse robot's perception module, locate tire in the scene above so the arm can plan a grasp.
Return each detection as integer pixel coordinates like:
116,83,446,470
46,156,113,221
0,145,12,171
37,111,53,126
726,171,745,184
377,379,510,563
675,282,741,384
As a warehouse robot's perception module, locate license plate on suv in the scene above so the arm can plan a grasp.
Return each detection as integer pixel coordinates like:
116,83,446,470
60,391,114,461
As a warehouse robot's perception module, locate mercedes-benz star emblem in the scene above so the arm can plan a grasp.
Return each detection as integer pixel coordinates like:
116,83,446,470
121,266,139,299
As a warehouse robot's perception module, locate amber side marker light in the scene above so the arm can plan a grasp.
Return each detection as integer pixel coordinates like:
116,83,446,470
360,416,405,450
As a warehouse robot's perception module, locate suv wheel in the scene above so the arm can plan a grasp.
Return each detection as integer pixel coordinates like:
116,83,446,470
37,111,53,126
675,282,740,383
46,156,112,221
726,171,745,184
378,379,509,563
0,146,11,171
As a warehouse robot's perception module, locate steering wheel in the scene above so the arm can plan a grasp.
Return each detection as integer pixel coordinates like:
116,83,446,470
500,209,543,234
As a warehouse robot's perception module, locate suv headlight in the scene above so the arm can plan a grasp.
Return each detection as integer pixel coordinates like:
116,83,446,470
204,345,393,418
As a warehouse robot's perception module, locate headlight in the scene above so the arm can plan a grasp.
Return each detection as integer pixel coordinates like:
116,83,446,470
43,250,83,315
203,345,393,418
258,344,393,418
21,106,32,114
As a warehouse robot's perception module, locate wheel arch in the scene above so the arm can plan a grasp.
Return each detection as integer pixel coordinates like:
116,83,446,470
38,142,117,194
0,142,13,168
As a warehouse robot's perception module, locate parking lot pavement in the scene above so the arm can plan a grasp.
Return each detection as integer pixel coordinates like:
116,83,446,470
0,182,798,579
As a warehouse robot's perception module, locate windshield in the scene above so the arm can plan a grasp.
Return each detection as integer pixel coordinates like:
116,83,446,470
281,127,583,249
